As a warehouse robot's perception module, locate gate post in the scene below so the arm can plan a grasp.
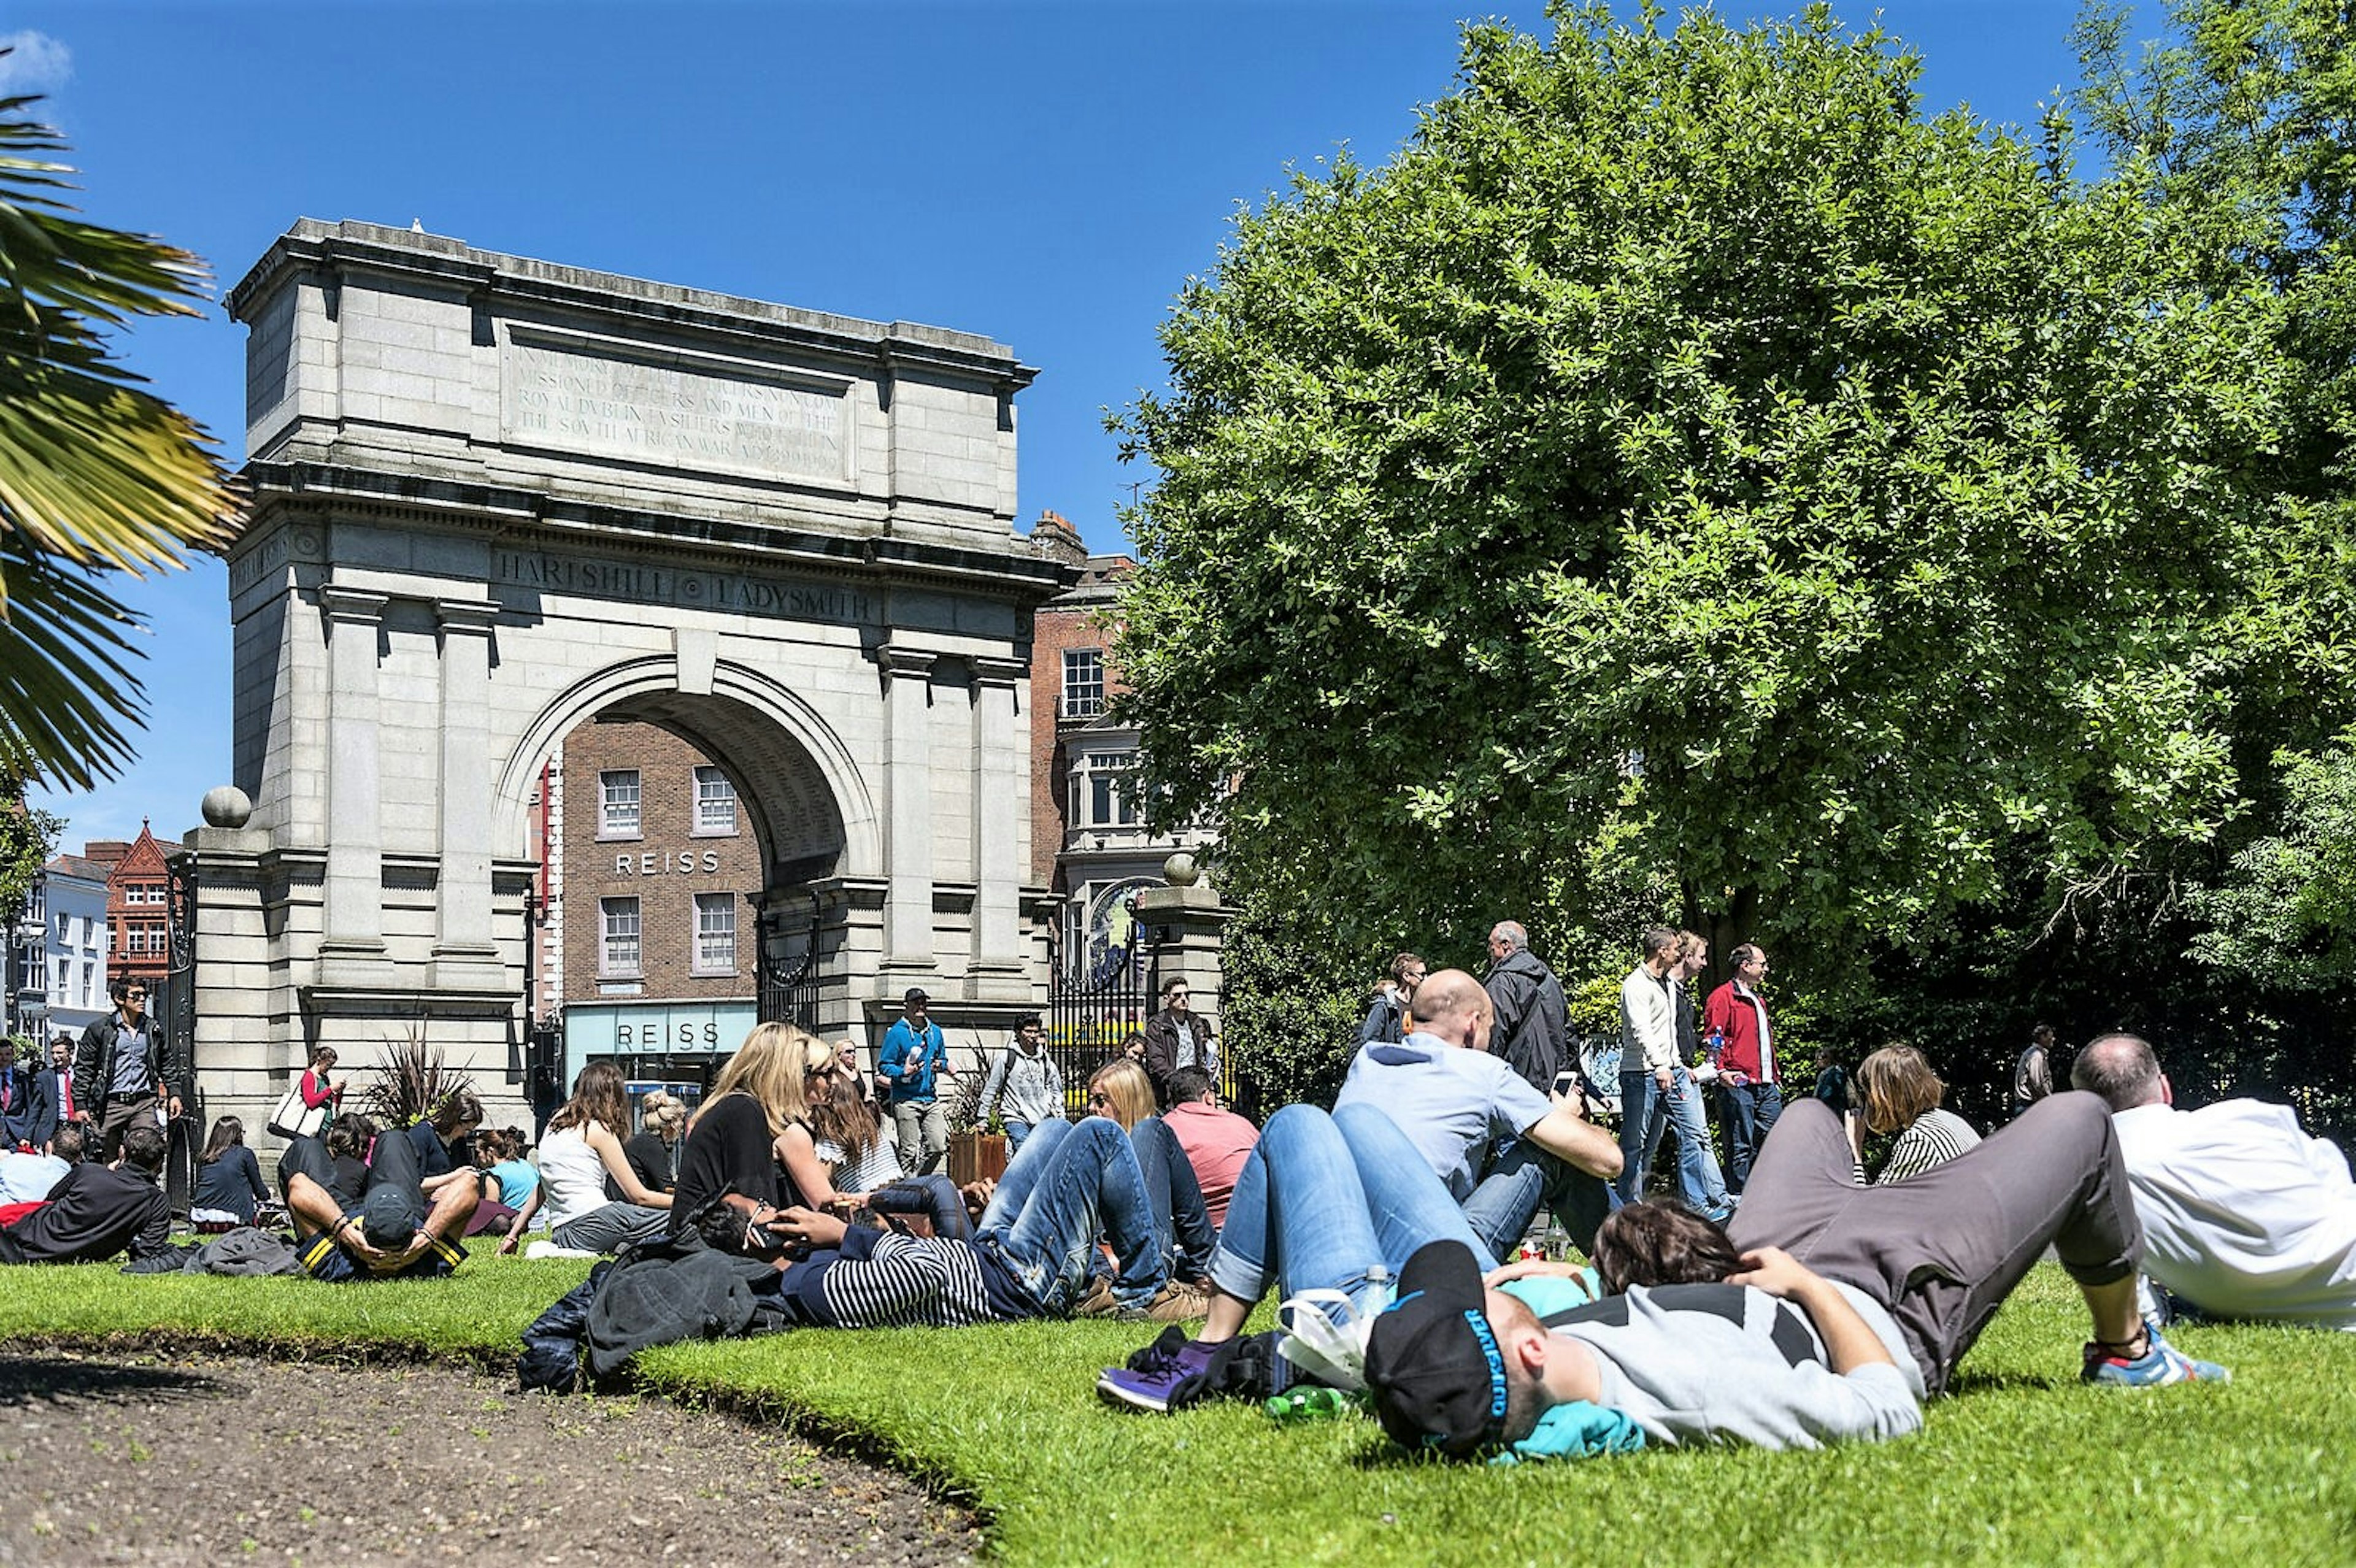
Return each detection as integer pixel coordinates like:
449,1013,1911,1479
1131,855,1231,1093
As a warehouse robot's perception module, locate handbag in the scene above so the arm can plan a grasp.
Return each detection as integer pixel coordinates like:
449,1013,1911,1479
266,1073,331,1140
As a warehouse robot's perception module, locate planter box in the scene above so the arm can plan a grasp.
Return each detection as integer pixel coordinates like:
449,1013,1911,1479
948,1129,1009,1186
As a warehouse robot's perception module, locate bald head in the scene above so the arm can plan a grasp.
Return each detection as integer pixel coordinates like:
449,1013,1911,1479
1409,969,1494,1050
2071,1032,2166,1111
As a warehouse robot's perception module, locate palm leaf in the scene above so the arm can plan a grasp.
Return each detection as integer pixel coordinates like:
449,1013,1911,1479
0,89,234,788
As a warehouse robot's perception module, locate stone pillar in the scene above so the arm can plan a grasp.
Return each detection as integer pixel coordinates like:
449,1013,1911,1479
969,656,1026,997
1134,867,1230,1024
433,598,502,988
316,585,391,986
880,647,936,976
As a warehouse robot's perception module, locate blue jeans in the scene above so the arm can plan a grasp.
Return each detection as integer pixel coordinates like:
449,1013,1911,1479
1129,1115,1217,1275
1617,1067,1731,1213
973,1116,1163,1313
1463,1139,1620,1261
1207,1102,1492,1313
1716,1080,1784,1192
1004,1118,1034,1152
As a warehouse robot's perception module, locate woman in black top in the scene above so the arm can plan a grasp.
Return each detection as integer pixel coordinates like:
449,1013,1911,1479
190,1115,269,1229
672,1023,825,1241
611,1090,686,1198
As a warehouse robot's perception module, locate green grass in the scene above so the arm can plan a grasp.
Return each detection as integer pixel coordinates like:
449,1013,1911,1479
2,1256,2350,1566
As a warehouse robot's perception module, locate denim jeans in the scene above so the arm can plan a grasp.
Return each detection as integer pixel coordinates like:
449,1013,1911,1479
892,1099,949,1175
1716,1080,1784,1192
1128,1115,1217,1275
1617,1066,1731,1213
1462,1139,1619,1261
973,1116,1163,1313
1206,1101,1492,1313
1004,1118,1034,1153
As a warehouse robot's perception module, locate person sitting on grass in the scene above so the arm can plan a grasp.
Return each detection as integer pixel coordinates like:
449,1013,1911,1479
0,1121,78,1204
755,1111,1204,1326
1082,1057,1217,1285
1098,1089,2224,1451
0,1122,171,1266
499,1061,673,1256
190,1115,269,1231
283,1110,472,1282
1847,1045,1981,1185
1160,1065,1257,1229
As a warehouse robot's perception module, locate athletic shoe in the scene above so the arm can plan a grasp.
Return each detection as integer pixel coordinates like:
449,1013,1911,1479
2082,1326,2231,1386
1098,1335,1218,1412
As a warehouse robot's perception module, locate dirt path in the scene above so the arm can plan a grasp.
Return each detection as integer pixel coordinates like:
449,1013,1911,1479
0,1348,977,1567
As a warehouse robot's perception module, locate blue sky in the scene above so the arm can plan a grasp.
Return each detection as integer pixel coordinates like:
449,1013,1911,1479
15,1,2106,847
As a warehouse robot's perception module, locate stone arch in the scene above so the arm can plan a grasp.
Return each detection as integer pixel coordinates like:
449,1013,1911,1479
493,655,880,881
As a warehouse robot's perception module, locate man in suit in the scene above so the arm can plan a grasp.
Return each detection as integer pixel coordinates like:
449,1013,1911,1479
25,1035,77,1154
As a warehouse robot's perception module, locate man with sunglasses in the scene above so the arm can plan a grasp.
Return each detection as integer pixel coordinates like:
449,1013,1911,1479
72,978,181,1163
1142,978,1217,1109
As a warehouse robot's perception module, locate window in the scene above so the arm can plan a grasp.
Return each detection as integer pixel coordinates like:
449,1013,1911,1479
80,961,94,1006
1072,751,1140,829
599,770,642,839
1061,648,1105,719
600,897,642,975
693,766,738,835
53,958,68,997
693,892,736,974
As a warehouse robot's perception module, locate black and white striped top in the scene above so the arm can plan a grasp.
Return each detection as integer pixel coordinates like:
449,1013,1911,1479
1857,1108,1983,1186
814,1229,998,1329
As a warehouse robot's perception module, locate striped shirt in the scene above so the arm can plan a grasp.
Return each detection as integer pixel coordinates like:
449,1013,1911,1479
793,1227,1003,1328
1857,1108,1982,1186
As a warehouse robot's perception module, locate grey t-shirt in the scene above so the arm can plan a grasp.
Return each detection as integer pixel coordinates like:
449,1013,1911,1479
1548,1282,1923,1450
1334,1034,1553,1200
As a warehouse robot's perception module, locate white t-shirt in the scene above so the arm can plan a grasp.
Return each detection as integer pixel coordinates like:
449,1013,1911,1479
2114,1099,2356,1329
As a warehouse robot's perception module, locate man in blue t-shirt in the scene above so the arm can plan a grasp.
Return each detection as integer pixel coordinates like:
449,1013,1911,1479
1334,969,1622,1261
879,988,954,1176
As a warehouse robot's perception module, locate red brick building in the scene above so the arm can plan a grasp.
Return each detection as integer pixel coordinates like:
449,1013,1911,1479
95,823,174,995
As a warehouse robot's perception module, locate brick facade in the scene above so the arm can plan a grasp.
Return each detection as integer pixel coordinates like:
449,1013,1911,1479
558,721,764,1005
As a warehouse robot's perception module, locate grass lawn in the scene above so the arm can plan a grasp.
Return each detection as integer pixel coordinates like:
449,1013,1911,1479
1,1254,2349,1566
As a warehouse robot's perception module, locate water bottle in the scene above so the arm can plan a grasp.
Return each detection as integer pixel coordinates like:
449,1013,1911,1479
1542,1215,1570,1261
1706,1026,1726,1069
1363,1261,1395,1315
1264,1386,1367,1423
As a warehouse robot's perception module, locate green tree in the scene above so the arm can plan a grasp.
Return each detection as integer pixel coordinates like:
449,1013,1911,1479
0,83,233,790
1,738,63,942
1114,3,2295,1080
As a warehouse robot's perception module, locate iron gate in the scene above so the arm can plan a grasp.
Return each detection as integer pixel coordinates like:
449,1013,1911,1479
755,891,823,1032
1045,926,1152,1116
158,849,199,1213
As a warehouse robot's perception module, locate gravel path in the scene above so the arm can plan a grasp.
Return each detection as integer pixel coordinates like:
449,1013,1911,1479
0,1347,978,1567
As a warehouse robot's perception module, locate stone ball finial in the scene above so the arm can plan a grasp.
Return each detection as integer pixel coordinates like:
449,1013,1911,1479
1163,851,1199,887
201,785,253,829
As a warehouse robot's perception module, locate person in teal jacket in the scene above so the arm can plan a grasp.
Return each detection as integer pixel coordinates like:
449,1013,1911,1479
879,988,954,1175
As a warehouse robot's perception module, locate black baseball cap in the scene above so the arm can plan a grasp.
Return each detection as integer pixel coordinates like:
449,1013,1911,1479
358,1185,420,1250
903,987,930,1007
1363,1240,1511,1458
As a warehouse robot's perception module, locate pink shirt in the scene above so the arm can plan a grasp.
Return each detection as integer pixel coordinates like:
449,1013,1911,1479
1165,1101,1260,1228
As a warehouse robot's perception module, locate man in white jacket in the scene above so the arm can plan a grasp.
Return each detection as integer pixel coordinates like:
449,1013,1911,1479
2075,1031,2356,1330
1616,928,1729,1219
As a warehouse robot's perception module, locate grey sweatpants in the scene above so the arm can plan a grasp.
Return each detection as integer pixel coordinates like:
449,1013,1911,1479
1728,1091,2141,1394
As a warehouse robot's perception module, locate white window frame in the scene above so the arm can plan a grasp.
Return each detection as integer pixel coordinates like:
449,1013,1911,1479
692,766,739,836
692,891,737,976
599,769,642,840
1072,750,1141,829
1061,648,1106,719
599,896,642,977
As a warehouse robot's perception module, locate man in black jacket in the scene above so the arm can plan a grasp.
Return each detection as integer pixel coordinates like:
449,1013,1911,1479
1482,921,1566,1093
1142,978,1217,1109
25,1035,76,1154
72,978,180,1160
0,1122,172,1264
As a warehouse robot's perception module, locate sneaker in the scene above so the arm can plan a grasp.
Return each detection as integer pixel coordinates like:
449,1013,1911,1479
2082,1326,2231,1386
1071,1274,1122,1318
1098,1335,1218,1412
1137,1280,1211,1322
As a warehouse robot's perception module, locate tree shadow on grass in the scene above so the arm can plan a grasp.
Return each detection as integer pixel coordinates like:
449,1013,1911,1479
0,1356,229,1408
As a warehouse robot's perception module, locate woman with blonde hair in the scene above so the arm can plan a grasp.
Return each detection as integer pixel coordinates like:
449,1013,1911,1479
1085,1057,1216,1285
672,1022,828,1239
1849,1045,1982,1185
615,1090,687,1197
498,1059,672,1255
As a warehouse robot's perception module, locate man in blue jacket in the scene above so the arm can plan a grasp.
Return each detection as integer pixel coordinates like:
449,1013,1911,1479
879,988,953,1175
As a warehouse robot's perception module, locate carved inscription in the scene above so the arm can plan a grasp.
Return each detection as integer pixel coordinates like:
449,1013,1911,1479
494,549,874,624
504,339,850,482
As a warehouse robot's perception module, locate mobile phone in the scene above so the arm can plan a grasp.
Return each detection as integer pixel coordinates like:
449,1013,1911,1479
1552,1070,1580,1097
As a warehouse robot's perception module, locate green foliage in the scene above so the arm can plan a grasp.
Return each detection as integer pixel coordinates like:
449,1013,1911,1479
0,737,60,920
2187,734,2356,988
1218,890,1377,1112
1115,2,2298,1048
3,1259,2354,1565
0,85,234,790
356,1025,478,1129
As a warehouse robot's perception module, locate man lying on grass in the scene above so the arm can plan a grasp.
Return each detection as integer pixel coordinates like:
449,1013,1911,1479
281,1116,472,1282
1098,1091,2225,1456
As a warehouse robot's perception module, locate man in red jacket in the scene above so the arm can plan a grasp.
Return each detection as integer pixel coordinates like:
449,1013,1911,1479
1703,944,1783,1194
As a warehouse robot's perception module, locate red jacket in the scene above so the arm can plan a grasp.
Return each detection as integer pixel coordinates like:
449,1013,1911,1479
1702,980,1775,1084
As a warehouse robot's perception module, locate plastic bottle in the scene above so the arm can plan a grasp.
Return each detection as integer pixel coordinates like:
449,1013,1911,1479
1264,1386,1367,1423
1363,1261,1395,1315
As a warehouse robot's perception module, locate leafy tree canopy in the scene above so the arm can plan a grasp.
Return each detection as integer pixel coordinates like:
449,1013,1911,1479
1114,1,2300,1022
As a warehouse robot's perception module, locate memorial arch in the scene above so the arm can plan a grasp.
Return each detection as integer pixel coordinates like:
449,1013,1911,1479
188,220,1073,1131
